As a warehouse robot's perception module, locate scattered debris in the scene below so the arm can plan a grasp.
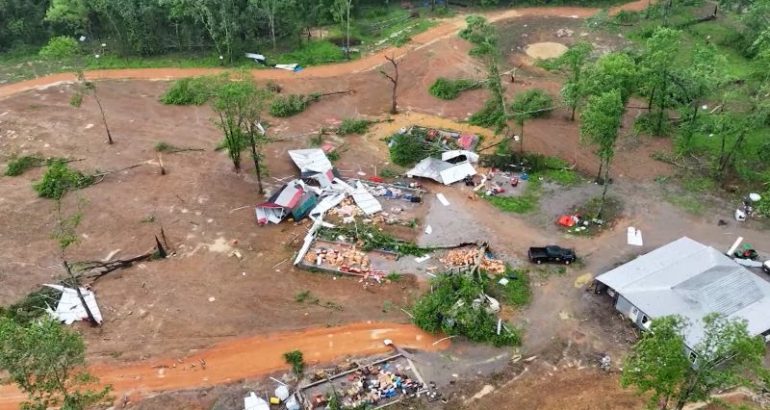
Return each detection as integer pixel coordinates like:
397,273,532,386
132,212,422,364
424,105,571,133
406,150,479,185
626,226,643,246
44,284,103,325
244,392,270,410
436,193,450,206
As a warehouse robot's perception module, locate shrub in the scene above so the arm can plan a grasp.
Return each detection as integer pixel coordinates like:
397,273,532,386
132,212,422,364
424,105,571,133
338,118,371,135
39,36,80,58
278,41,345,66
5,155,45,176
429,78,481,100
0,287,60,325
269,94,318,117
511,88,553,121
283,350,305,376
33,160,95,200
160,76,219,105
412,274,521,346
486,267,531,307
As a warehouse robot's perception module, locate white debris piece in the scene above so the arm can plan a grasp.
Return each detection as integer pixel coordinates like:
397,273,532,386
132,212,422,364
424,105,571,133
351,181,382,215
424,225,433,235
415,255,431,263
627,227,643,246
406,153,477,185
244,392,270,410
43,284,103,325
436,193,450,207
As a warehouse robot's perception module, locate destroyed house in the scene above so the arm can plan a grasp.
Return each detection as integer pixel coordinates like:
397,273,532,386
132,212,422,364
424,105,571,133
288,148,337,188
255,180,317,224
596,237,770,354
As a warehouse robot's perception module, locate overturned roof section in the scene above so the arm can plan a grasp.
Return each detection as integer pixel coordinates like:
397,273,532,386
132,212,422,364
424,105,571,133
406,157,477,185
44,284,103,325
596,237,770,348
289,148,333,174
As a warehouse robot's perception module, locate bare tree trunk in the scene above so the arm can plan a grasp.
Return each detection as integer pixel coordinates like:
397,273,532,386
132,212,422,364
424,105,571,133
345,2,351,60
596,158,604,183
519,123,525,154
570,104,577,121
93,91,113,144
597,159,611,219
248,131,264,194
380,55,399,115
270,13,276,50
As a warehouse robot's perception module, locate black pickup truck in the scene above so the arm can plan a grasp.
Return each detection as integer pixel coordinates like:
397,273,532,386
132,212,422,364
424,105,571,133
528,245,577,265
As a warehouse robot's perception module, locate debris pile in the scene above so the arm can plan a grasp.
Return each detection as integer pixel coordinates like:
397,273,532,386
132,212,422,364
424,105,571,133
313,364,422,409
440,248,505,274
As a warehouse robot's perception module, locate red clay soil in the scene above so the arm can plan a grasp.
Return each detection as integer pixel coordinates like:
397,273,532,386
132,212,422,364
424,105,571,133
0,322,450,410
0,0,650,100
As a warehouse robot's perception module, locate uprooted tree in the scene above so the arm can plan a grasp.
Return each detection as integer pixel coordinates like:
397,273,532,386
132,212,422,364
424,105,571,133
510,89,553,154
0,317,112,410
71,69,114,145
621,314,766,410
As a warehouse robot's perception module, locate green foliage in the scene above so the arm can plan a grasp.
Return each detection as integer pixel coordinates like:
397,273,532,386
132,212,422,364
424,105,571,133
469,98,506,129
0,317,111,410
485,178,542,214
622,314,766,409
317,223,428,256
277,41,345,66
412,274,521,346
211,79,269,173
269,94,318,117
283,350,305,377
511,89,553,126
0,287,60,325
69,92,83,107
459,15,498,56
33,160,94,200
584,52,637,103
388,132,432,167
392,32,411,47
338,118,371,135
581,89,624,157
486,267,531,308
4,155,46,176
295,290,317,304
154,141,178,152
38,36,80,58
160,76,221,105
428,77,481,100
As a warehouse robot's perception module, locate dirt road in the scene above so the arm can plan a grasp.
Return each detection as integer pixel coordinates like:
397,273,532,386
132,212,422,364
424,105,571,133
0,0,649,100
0,322,449,409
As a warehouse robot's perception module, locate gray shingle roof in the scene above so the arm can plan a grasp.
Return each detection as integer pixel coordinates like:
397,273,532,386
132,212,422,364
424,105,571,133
597,237,770,347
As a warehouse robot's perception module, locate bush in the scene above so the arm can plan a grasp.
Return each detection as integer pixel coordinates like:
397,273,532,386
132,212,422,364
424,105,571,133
33,160,95,200
160,76,220,105
511,88,553,121
283,350,305,376
338,118,371,135
412,274,521,346
39,36,80,58
269,94,318,117
277,41,345,66
0,287,60,325
429,78,481,100
5,155,45,176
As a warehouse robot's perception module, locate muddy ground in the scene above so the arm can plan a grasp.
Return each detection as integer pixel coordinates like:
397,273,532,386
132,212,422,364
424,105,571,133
1,4,769,410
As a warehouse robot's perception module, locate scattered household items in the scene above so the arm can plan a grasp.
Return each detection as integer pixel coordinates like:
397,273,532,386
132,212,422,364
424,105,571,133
256,180,317,225
363,180,423,203
735,193,761,221
557,214,579,228
275,385,290,402
734,245,760,260
406,150,479,185
626,227,644,247
596,237,770,348
599,354,611,371
528,245,576,265
275,63,302,72
44,284,103,325
244,392,270,410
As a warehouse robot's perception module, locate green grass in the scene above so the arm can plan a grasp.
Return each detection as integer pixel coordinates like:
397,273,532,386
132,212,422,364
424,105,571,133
486,267,531,308
485,178,542,214
4,155,45,176
338,118,372,135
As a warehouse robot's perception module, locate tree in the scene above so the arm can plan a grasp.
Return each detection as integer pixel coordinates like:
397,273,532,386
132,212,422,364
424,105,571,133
242,86,272,193
252,0,286,50
212,80,256,173
580,89,624,217
510,89,552,154
0,317,111,410
584,52,637,104
555,42,593,121
45,0,89,32
622,314,766,410
72,69,114,145
639,27,681,134
161,0,240,63
331,0,354,60
379,55,399,114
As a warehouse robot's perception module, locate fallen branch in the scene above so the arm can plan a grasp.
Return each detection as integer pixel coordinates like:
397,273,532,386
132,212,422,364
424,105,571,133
73,236,168,284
